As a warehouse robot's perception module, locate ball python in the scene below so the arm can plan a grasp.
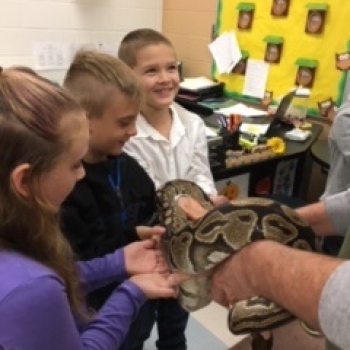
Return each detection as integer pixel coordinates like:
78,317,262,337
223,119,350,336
155,179,320,335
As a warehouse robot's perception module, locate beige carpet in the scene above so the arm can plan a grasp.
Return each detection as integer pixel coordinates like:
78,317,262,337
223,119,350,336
230,321,325,350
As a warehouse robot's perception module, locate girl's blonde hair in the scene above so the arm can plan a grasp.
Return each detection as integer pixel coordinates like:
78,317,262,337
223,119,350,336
0,67,85,319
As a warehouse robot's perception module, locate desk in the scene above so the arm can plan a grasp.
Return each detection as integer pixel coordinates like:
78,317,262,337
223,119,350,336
208,122,323,199
310,139,329,170
176,97,323,199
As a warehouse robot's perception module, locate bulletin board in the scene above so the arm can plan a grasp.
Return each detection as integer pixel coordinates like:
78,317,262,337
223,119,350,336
213,0,350,117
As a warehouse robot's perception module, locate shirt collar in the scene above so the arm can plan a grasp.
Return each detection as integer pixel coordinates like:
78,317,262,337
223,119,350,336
134,105,185,143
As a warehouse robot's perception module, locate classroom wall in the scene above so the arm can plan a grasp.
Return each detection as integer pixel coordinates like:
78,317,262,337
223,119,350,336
0,0,162,83
162,0,217,78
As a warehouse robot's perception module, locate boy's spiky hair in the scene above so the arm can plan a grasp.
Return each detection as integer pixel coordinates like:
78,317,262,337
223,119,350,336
118,28,174,68
64,49,141,118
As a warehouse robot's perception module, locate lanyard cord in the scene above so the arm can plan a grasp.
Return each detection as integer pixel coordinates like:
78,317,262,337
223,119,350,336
107,159,126,225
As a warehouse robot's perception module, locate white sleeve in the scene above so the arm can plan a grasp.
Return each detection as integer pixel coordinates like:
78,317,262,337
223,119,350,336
188,117,217,195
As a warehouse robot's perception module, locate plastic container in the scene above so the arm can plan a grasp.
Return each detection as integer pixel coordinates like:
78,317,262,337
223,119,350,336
288,88,310,121
284,87,310,128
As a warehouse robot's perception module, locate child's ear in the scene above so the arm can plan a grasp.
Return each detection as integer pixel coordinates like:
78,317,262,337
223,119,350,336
10,163,31,197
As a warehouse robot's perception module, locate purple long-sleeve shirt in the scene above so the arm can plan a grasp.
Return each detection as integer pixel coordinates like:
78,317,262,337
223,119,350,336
0,249,146,350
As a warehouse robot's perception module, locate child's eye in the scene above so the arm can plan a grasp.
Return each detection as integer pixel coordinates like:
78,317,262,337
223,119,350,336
168,65,178,72
145,68,157,75
118,118,136,128
73,161,82,170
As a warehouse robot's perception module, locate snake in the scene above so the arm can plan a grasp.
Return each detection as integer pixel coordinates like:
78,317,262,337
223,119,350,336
155,179,320,335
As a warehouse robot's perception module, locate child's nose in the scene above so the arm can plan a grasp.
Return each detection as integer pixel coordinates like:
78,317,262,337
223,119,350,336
158,69,170,82
127,123,137,137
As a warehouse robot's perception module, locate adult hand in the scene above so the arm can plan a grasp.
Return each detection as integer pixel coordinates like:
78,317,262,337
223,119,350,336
130,273,179,299
136,225,165,240
176,195,208,220
124,240,168,275
210,246,254,308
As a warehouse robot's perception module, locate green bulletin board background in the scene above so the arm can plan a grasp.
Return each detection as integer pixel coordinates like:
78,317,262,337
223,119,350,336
213,0,350,116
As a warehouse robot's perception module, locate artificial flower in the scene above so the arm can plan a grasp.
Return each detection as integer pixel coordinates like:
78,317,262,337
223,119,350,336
266,137,285,155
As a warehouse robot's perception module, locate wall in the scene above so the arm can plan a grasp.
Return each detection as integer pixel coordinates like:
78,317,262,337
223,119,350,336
0,0,162,82
162,0,217,78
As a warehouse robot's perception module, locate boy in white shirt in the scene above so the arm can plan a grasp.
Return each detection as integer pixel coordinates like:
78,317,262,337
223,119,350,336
119,28,226,350
119,28,226,205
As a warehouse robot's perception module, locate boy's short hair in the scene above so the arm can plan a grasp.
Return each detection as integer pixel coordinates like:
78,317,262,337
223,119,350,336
118,28,174,68
64,50,141,118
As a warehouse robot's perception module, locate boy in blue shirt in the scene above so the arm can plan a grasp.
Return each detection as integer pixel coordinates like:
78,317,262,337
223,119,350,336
61,50,164,350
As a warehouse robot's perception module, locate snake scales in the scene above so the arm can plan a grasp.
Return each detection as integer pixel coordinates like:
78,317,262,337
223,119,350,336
155,179,319,335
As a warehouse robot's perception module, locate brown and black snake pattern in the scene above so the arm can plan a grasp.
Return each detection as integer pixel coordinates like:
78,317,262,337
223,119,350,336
155,179,320,335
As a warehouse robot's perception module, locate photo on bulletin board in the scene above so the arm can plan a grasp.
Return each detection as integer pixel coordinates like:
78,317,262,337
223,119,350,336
265,43,282,63
305,10,325,34
232,50,249,75
271,0,290,17
295,66,315,88
236,3,255,30
215,173,250,200
237,11,253,30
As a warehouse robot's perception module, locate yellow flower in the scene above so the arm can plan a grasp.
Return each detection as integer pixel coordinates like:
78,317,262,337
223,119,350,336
266,137,285,155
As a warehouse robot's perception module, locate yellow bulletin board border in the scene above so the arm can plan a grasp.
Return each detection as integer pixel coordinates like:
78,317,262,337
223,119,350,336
212,0,350,117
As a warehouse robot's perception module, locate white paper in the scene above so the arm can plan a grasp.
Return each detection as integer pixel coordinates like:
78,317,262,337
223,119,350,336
242,59,269,98
208,31,242,74
32,42,72,71
239,123,270,135
215,103,267,117
205,126,219,137
180,77,218,90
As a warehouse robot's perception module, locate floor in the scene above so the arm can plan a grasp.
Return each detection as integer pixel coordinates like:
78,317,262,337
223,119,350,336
145,302,325,350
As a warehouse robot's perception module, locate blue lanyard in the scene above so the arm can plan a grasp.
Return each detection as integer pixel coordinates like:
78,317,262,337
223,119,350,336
107,159,126,225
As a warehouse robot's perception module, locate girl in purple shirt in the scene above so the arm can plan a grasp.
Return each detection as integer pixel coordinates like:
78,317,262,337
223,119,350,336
0,67,178,350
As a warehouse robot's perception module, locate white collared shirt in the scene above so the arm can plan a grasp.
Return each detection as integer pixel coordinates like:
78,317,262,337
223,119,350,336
124,103,217,195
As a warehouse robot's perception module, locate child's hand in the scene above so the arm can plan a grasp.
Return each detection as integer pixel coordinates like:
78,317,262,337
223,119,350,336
124,240,168,275
209,194,229,206
176,195,208,220
136,225,165,240
130,273,178,299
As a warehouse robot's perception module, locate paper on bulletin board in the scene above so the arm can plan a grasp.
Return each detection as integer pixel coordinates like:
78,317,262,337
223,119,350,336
215,173,250,200
208,31,242,74
242,60,269,98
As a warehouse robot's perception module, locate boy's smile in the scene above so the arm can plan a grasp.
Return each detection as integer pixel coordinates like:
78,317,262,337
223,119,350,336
132,43,180,112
